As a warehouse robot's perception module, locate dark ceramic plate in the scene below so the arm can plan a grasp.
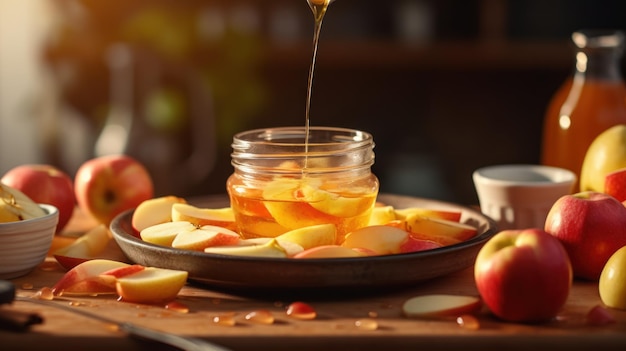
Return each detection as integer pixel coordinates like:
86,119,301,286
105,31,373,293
110,194,497,292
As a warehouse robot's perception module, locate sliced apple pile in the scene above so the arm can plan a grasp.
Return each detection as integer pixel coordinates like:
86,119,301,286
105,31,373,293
51,259,188,304
53,224,112,270
402,294,482,318
129,194,479,259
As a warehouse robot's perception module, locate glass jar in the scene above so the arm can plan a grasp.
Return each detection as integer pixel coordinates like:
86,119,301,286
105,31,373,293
541,30,626,189
227,126,379,243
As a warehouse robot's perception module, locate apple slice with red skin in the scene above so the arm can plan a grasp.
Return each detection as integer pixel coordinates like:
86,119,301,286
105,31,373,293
341,225,410,255
171,225,241,251
400,237,443,252
140,221,197,247
115,267,188,304
52,259,143,296
402,294,482,318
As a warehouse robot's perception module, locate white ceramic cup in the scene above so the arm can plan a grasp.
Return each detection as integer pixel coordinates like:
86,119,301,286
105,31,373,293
472,164,577,231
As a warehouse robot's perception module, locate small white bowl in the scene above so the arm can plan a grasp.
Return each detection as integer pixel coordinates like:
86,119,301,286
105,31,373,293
0,204,58,279
473,164,576,230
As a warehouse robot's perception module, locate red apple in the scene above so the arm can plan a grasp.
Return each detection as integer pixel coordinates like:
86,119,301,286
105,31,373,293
544,191,626,280
1,164,74,232
74,155,154,225
474,228,572,323
604,167,626,202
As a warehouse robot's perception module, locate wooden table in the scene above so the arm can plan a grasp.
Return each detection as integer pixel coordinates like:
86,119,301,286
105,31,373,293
2,208,626,351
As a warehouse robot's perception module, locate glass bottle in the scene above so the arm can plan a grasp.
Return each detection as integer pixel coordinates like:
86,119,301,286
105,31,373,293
541,29,626,189
226,126,379,243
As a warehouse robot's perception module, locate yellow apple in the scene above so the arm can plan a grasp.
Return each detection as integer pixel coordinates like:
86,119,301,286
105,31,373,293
115,267,188,304
131,196,187,232
171,203,237,232
580,124,626,192
599,245,626,309
276,223,337,249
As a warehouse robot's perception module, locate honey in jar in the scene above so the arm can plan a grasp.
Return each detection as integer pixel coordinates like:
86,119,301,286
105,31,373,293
226,126,379,243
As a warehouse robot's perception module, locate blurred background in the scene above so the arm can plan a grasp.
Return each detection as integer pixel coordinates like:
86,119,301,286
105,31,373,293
2,0,626,205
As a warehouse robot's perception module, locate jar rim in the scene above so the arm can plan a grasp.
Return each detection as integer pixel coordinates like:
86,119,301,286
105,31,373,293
232,126,373,146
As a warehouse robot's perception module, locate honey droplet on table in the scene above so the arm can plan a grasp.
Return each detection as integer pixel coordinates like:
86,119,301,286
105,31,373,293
286,302,316,320
355,318,378,331
165,301,189,313
245,309,275,325
35,287,54,300
213,312,237,327
456,314,480,330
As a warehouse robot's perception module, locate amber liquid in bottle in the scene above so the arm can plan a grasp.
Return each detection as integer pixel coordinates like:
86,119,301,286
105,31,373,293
541,30,626,189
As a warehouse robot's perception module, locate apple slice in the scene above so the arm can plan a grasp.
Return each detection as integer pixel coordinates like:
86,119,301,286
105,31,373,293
237,238,304,257
171,203,238,232
171,225,241,251
276,223,337,249
293,245,368,259
402,294,482,318
204,238,289,258
262,178,333,229
132,196,187,232
299,184,375,218
400,237,443,253
368,205,397,226
405,214,477,242
52,259,135,296
115,267,188,304
140,221,197,247
341,225,409,255
395,207,462,222
53,224,112,270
